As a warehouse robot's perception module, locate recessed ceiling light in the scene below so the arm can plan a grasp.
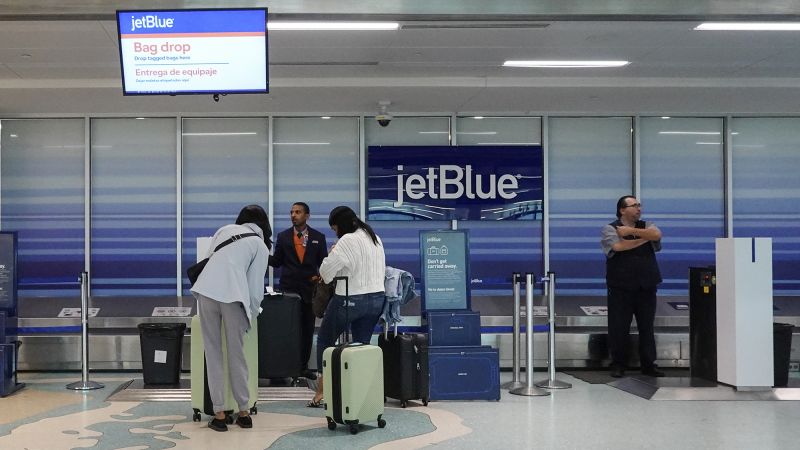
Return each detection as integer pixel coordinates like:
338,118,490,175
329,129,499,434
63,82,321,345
269,22,399,31
473,116,485,120
661,116,671,119
321,116,331,119
659,131,720,135
503,60,629,68
695,22,800,31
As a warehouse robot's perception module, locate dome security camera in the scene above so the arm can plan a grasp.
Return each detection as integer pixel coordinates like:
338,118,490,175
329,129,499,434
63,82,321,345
375,114,393,127
376,100,392,127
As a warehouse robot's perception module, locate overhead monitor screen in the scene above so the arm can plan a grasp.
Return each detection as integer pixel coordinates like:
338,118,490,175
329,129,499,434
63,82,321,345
116,8,268,95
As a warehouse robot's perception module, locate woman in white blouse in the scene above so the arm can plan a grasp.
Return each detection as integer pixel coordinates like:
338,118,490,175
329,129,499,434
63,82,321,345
191,204,271,431
307,206,386,407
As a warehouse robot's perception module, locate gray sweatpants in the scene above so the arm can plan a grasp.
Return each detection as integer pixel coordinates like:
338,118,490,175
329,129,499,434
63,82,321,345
196,294,251,413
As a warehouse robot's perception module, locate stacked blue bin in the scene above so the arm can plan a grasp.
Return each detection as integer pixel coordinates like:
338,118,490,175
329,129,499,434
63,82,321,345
426,309,501,401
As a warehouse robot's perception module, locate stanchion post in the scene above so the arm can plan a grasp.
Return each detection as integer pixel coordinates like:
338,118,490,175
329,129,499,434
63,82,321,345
67,272,104,391
502,272,525,390
535,271,572,389
510,272,550,397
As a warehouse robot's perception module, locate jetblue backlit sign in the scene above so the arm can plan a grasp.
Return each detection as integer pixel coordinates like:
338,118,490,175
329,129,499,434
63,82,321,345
368,145,543,221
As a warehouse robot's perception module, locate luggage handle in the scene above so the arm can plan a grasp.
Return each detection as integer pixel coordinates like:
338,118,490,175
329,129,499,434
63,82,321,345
332,276,350,344
382,320,399,339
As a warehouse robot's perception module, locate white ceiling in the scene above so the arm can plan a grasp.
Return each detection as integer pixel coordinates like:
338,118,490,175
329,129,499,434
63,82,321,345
3,1,800,115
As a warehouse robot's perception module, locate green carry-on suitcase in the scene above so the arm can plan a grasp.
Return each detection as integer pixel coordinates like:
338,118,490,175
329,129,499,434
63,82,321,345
190,314,259,422
323,343,385,434
321,276,386,434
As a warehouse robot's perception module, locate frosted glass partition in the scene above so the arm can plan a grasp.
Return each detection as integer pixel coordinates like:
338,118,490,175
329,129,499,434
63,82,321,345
366,117,451,284
272,117,359,247
365,117,451,146
91,118,177,296
182,117,269,292
0,119,85,297
640,117,724,295
456,116,543,294
548,117,633,295
731,118,800,294
455,116,541,146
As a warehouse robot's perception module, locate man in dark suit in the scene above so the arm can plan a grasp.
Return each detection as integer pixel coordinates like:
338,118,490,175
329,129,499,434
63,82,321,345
269,202,328,379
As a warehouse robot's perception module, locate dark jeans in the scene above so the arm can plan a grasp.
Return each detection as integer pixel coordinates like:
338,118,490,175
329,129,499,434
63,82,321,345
315,291,385,371
607,286,657,370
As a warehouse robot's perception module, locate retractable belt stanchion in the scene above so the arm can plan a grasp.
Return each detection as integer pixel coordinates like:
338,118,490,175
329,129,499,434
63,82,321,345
510,273,550,397
67,272,104,391
502,272,525,390
535,272,572,389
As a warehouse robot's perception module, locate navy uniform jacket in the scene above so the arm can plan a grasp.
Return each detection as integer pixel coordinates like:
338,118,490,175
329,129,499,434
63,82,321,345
268,226,328,301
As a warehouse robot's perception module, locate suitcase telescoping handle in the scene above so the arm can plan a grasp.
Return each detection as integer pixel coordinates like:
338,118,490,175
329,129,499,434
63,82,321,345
332,276,350,344
382,321,399,339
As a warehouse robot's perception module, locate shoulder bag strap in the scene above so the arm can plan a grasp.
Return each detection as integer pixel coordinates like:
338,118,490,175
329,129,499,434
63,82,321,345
212,232,260,253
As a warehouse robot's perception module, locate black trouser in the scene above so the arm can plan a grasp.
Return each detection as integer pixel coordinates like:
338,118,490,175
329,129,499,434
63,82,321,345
607,286,657,370
299,299,316,370
284,285,317,371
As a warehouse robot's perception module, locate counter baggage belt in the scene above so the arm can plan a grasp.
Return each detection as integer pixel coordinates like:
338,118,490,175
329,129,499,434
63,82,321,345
13,295,800,371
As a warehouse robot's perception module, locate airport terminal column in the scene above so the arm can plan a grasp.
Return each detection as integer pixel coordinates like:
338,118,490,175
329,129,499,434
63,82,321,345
502,273,525,390
510,273,550,397
535,272,572,389
66,272,103,391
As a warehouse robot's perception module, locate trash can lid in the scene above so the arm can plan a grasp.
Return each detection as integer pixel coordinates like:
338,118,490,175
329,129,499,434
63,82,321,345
137,323,187,331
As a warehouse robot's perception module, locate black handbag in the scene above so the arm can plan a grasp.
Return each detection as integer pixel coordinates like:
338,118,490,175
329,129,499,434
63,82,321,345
187,232,259,285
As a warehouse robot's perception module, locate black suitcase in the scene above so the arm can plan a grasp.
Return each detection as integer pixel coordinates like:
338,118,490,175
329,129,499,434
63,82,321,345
257,293,303,379
378,325,429,408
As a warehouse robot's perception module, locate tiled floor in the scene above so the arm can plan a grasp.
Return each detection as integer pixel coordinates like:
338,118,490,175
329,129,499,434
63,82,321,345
1,371,799,450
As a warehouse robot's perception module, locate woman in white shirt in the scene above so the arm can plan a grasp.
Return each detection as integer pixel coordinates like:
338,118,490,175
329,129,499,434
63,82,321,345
191,204,271,431
307,205,386,407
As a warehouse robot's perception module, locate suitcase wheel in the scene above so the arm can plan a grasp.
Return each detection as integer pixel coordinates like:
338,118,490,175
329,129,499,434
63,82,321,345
250,405,258,415
423,398,429,406
225,414,235,425
192,410,201,422
378,417,386,429
400,400,407,408
326,417,336,431
349,424,359,435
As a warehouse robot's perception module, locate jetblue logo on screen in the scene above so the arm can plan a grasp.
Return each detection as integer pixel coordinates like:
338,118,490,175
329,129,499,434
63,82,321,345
394,164,520,207
130,15,175,32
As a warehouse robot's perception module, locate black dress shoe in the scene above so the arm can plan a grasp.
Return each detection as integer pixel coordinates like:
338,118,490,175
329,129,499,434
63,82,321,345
236,415,253,429
610,367,625,378
302,369,318,380
641,368,665,377
208,417,228,432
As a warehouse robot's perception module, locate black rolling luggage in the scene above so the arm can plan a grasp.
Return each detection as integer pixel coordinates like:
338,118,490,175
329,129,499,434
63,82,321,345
378,324,429,408
257,292,303,379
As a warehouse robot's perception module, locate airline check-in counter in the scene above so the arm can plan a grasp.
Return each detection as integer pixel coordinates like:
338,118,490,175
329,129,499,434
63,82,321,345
15,294,800,372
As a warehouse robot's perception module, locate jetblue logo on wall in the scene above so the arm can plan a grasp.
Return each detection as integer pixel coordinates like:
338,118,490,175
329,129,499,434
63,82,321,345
368,145,543,221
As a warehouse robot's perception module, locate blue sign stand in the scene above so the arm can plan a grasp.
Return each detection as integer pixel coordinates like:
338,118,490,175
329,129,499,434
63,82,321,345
419,230,471,311
0,232,24,397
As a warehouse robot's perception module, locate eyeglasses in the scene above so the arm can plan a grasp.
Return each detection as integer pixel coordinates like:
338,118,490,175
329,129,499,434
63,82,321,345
622,203,642,208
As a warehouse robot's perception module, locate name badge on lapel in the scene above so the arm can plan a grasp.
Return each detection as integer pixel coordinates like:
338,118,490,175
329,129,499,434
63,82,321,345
311,240,319,244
